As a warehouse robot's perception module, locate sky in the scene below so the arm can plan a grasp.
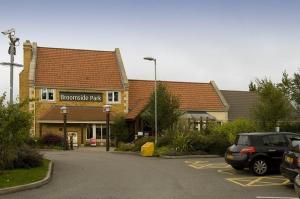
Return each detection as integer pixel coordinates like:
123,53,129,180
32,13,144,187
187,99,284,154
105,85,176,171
1,0,300,101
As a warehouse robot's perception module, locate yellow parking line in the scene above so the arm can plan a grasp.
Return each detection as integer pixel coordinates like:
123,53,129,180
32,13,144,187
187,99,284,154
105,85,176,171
226,176,291,187
247,177,264,186
217,169,235,175
227,178,248,187
188,164,209,169
184,160,208,164
185,160,231,170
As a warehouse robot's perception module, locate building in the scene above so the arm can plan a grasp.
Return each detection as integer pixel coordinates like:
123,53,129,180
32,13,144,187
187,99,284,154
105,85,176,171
127,80,229,132
20,41,129,146
20,41,230,145
221,90,258,121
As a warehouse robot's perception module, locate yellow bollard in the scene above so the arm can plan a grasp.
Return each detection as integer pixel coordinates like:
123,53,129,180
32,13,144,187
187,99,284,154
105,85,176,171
141,142,154,157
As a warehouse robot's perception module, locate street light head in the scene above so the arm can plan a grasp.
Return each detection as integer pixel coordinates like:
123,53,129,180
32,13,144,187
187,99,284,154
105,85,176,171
60,106,68,114
103,104,111,112
1,28,15,36
143,57,156,61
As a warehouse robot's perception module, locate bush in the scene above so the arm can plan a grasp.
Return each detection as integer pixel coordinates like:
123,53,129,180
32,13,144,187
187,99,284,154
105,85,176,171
112,114,134,143
42,134,64,147
172,132,194,152
133,137,155,151
280,122,300,133
13,145,43,169
25,137,42,148
116,142,135,151
209,118,258,144
0,96,33,170
157,135,173,147
155,146,176,156
189,133,209,151
205,132,231,155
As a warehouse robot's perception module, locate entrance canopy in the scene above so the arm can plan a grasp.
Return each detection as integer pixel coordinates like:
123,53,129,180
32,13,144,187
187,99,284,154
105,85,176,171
38,106,115,124
182,111,216,121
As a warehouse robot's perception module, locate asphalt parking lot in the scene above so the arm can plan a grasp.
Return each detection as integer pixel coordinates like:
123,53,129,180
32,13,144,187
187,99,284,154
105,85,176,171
2,150,299,199
184,158,297,199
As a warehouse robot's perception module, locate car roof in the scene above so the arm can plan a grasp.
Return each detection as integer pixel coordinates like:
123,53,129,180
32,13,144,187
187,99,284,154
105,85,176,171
238,132,297,136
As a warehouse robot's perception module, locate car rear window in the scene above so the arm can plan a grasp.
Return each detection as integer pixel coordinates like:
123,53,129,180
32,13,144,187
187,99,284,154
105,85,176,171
236,135,249,145
290,140,300,152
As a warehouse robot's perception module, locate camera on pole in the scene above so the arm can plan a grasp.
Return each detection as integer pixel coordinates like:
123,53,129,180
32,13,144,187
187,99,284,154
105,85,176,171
0,28,23,103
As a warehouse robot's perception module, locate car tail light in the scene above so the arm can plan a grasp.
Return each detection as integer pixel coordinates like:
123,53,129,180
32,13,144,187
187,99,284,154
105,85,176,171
240,146,256,155
297,157,300,167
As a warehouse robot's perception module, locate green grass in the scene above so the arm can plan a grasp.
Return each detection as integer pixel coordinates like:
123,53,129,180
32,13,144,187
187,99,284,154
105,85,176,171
0,159,50,189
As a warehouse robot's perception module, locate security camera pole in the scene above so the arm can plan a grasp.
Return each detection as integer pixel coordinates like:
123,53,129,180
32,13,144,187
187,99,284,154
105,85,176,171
1,28,22,104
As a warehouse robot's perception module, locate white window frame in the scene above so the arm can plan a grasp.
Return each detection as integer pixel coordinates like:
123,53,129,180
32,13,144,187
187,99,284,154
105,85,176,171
107,91,121,104
40,88,55,101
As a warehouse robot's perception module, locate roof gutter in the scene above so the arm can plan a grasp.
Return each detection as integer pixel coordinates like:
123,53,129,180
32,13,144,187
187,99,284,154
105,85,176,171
115,48,128,90
210,81,229,111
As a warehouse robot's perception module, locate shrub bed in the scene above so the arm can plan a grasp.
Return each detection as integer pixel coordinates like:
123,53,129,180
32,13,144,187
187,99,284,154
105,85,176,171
115,142,135,151
41,134,64,147
116,119,259,156
13,145,43,169
0,159,49,189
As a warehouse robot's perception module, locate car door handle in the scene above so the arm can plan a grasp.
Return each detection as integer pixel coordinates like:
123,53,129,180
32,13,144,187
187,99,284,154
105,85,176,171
268,149,277,152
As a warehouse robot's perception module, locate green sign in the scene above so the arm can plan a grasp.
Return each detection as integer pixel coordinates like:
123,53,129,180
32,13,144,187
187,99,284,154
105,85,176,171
60,92,103,102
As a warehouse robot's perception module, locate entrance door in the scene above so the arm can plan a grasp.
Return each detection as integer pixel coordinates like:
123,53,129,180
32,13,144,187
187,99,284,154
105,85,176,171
68,132,78,147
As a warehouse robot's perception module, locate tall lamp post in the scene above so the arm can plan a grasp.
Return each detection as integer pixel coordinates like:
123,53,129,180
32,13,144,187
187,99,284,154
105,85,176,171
104,105,111,151
143,57,157,145
1,28,22,104
60,106,68,150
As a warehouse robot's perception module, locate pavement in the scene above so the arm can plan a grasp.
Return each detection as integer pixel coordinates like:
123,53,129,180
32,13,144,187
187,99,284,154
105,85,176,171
2,148,298,199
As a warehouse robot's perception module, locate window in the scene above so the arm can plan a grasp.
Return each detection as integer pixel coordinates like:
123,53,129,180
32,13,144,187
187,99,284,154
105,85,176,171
263,135,287,147
236,135,249,146
291,140,300,152
96,128,101,139
41,88,55,101
86,127,93,139
102,127,107,139
107,91,120,103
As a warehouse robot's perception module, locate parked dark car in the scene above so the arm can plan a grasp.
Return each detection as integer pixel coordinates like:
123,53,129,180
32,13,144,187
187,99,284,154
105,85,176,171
280,138,300,182
225,132,297,176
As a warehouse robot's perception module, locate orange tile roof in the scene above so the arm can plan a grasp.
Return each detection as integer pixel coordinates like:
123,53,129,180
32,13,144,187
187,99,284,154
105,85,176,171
127,79,226,119
35,47,124,90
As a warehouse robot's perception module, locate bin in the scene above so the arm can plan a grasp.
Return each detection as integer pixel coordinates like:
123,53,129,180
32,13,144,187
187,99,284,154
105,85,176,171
141,142,154,157
90,138,97,147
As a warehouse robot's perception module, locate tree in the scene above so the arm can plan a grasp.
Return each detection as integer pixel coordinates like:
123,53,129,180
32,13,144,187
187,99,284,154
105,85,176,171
252,79,291,131
111,114,133,145
277,70,300,113
141,82,181,134
249,81,257,91
0,94,32,169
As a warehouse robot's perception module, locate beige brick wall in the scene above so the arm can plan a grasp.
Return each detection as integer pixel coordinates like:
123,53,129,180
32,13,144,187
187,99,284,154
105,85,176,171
34,88,127,137
207,111,228,123
41,123,85,145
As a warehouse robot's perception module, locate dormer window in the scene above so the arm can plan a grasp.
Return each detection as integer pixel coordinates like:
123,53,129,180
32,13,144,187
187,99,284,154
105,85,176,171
107,91,120,104
41,88,55,101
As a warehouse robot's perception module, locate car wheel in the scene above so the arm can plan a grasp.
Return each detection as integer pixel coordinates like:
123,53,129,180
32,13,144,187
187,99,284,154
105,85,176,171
232,165,244,170
251,158,268,176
